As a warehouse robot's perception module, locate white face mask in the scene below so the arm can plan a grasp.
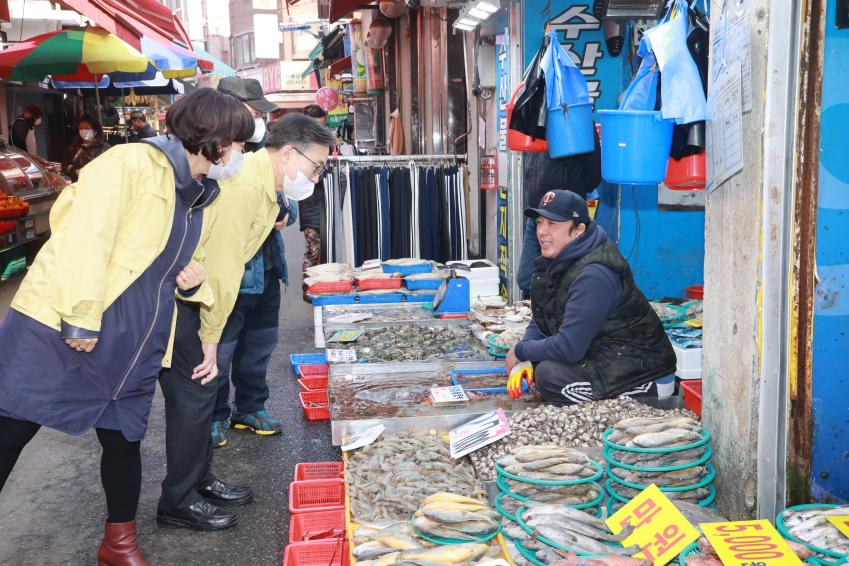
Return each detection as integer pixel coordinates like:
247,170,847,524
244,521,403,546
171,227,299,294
283,169,315,201
79,129,95,141
248,117,266,144
207,148,245,180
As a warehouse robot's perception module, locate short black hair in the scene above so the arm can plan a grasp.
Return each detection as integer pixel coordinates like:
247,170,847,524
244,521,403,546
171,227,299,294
266,114,335,150
303,104,327,119
166,88,254,162
129,111,146,122
78,114,103,137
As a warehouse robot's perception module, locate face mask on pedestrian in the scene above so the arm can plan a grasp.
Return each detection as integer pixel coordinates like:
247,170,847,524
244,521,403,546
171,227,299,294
248,117,266,144
283,169,315,201
206,147,245,180
79,129,95,142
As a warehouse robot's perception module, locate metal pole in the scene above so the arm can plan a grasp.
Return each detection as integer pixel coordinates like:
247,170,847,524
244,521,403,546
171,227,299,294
94,73,103,124
329,154,466,163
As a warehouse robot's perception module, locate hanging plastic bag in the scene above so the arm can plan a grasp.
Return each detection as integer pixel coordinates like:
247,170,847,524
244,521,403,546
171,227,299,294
645,0,707,124
619,37,660,111
509,36,549,140
540,31,594,157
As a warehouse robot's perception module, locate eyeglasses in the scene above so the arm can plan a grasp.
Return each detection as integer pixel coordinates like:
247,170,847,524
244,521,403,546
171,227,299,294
292,146,327,179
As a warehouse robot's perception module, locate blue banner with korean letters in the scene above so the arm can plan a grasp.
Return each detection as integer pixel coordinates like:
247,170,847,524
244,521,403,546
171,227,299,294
496,31,510,300
523,2,623,112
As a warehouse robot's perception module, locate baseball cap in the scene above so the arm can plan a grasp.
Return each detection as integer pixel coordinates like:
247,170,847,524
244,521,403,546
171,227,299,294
524,190,591,224
217,77,278,113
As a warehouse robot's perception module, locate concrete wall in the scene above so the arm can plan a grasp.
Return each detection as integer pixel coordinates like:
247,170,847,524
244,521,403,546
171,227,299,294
702,0,770,519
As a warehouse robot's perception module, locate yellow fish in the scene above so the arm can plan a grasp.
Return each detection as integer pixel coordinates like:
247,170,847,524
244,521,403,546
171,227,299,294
399,543,489,564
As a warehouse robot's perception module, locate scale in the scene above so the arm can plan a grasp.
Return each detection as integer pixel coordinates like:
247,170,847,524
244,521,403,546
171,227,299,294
431,264,471,316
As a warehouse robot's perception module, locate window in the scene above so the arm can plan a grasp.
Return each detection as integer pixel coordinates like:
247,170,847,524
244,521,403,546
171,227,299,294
231,32,256,68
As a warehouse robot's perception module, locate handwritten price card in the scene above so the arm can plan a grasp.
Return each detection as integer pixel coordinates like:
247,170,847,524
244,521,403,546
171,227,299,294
701,520,804,565
607,484,700,565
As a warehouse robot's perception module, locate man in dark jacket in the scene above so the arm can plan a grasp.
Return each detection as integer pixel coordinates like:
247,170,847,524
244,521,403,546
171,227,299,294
516,130,601,298
10,103,43,154
506,190,676,405
127,111,157,142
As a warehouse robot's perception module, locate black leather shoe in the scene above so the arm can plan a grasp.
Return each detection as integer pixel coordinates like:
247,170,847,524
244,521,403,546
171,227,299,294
198,479,254,506
156,501,237,531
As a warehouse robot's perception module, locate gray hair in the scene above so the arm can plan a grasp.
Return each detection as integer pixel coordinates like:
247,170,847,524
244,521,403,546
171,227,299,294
266,113,334,150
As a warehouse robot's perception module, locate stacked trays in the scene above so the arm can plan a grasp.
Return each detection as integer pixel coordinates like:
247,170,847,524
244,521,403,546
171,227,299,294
602,416,716,514
493,446,617,564
777,504,849,565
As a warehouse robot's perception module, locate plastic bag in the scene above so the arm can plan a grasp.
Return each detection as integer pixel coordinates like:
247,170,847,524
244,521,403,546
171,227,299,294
509,36,549,139
645,0,707,124
619,37,659,111
541,30,590,111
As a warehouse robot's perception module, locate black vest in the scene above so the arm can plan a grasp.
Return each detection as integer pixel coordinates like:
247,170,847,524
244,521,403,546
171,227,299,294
530,241,677,397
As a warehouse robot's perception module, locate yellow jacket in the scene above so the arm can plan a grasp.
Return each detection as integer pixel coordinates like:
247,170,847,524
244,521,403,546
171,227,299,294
198,148,279,343
11,143,215,366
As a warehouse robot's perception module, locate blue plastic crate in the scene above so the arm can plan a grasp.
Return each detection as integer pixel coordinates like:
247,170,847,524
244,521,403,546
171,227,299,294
450,367,527,395
404,277,443,291
311,294,357,306
289,352,328,374
405,292,436,303
358,292,405,304
382,262,432,276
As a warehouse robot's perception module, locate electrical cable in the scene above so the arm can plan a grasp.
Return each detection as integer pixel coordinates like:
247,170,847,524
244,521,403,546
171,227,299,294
625,185,641,269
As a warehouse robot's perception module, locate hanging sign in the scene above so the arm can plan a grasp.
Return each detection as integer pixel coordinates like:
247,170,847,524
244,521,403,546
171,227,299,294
606,484,700,565
495,31,510,301
700,520,805,565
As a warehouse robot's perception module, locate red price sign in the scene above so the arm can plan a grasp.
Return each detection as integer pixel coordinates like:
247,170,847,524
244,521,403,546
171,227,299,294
701,520,804,565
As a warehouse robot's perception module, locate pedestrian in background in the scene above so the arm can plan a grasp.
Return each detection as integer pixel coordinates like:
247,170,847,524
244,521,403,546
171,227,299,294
128,110,157,142
62,114,111,182
10,103,43,155
0,88,253,566
300,104,331,302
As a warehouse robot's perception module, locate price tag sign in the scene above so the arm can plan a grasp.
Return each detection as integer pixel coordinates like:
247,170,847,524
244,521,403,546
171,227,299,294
430,385,469,405
701,520,804,565
607,484,700,565
827,516,849,540
449,409,510,459
327,348,357,363
328,329,364,343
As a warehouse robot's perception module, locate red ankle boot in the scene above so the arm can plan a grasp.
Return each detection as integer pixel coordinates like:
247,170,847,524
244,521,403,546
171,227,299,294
97,520,151,566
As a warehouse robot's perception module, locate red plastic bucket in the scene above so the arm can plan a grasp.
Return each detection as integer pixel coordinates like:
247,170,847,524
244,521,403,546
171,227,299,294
665,152,706,191
686,285,704,300
507,83,547,153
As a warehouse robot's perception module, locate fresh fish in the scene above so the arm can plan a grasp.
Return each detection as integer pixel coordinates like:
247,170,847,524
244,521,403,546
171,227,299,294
497,454,520,467
782,506,849,528
523,504,608,530
612,446,707,466
411,517,479,541
527,515,630,544
420,503,499,524
542,463,587,475
535,547,562,564
624,417,699,434
521,457,584,471
513,472,585,482
629,428,702,448
614,417,661,429
373,529,423,551
353,541,399,560
673,501,727,528
399,543,489,564
514,446,588,464
422,493,484,507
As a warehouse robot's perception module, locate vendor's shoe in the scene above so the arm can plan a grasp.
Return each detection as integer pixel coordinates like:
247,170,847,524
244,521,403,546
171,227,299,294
199,479,253,506
156,501,237,531
97,520,151,566
231,409,282,436
211,420,229,448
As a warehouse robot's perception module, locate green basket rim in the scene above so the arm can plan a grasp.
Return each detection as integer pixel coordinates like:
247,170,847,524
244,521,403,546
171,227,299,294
606,463,716,492
677,541,700,565
487,335,512,351
513,505,624,557
410,514,502,545
776,504,849,561
488,347,508,358
512,538,549,566
495,477,605,511
495,458,603,486
494,491,520,523
604,445,713,472
602,427,711,454
604,478,717,508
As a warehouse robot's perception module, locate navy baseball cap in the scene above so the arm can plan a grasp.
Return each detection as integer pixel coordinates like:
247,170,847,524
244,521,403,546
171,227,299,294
525,190,591,224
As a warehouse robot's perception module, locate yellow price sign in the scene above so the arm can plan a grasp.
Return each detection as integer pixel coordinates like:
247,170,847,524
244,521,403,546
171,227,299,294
826,516,849,540
606,484,700,565
701,520,804,565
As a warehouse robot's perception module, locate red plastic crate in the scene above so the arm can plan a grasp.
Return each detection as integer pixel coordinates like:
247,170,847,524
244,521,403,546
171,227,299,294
308,280,354,295
298,376,328,392
356,276,403,291
289,509,346,543
289,479,345,513
682,380,703,417
282,539,349,566
299,390,330,421
298,363,329,378
294,462,344,482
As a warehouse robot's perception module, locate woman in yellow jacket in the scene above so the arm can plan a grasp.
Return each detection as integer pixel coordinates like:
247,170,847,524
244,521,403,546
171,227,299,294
0,88,253,566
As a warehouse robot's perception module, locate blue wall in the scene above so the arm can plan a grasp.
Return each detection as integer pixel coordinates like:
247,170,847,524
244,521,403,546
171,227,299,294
521,0,705,298
810,0,849,503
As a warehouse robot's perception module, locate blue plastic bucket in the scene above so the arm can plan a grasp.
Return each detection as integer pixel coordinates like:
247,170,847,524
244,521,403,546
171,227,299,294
599,109,674,185
546,102,594,158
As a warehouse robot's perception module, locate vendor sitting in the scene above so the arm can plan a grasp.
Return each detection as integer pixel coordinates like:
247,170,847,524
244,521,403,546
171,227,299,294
506,190,676,405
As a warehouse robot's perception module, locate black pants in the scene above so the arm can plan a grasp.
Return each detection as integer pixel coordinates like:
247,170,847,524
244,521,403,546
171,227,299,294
0,416,141,523
158,301,218,512
213,271,281,422
534,361,658,406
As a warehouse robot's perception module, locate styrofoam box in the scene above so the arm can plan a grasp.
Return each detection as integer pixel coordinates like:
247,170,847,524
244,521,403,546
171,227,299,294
673,342,702,381
448,259,501,298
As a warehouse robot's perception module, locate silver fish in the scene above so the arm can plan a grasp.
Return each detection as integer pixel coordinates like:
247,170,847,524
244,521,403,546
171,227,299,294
353,541,399,560
630,428,702,448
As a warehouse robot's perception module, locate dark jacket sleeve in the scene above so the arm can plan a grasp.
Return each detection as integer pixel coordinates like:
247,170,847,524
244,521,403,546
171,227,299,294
514,264,623,364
